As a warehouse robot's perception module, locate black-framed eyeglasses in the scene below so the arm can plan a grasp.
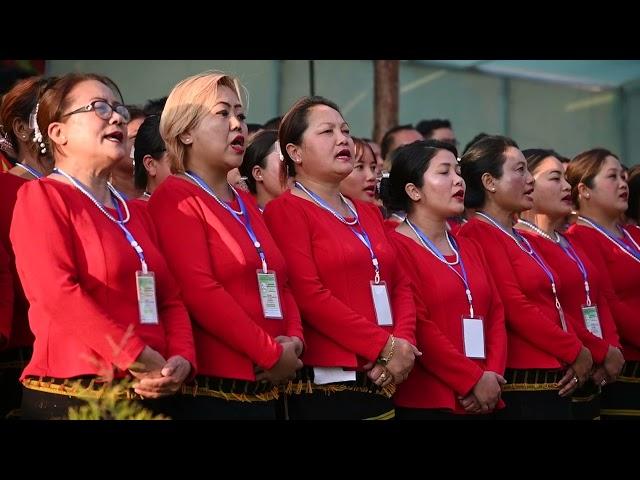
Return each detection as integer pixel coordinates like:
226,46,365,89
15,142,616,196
62,100,131,123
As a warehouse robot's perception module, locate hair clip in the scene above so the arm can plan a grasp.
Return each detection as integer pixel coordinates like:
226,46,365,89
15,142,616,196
274,140,284,161
30,103,47,155
0,125,16,157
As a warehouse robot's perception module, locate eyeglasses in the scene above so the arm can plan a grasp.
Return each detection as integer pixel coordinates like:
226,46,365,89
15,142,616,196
62,100,131,123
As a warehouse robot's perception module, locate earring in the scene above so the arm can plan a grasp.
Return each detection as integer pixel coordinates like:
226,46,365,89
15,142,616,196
490,188,496,192
584,193,590,199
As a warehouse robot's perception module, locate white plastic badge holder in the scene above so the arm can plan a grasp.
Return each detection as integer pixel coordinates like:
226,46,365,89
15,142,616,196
582,305,603,339
371,281,393,326
462,316,486,359
136,271,159,325
257,270,283,319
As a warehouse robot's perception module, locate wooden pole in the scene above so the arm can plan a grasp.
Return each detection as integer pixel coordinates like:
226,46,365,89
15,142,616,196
373,60,399,144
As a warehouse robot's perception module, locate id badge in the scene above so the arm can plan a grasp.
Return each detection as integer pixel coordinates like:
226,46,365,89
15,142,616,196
462,316,485,359
370,281,393,326
136,271,159,325
257,270,283,319
581,304,603,339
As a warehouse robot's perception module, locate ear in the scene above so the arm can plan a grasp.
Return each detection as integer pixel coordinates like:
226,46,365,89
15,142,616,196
481,172,497,193
179,132,192,145
577,182,591,200
12,118,30,142
143,154,157,177
252,164,263,183
404,183,422,202
285,143,301,164
47,122,67,146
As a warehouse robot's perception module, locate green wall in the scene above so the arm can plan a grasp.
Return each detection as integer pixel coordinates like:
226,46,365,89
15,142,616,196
47,60,637,165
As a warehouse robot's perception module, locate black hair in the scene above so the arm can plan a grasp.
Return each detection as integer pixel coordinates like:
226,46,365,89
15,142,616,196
143,96,167,116
460,135,519,209
415,118,452,138
239,129,278,194
133,115,165,190
385,140,453,212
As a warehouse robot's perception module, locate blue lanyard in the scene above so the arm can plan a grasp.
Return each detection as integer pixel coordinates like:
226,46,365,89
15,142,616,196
111,194,148,273
53,167,148,273
185,171,268,273
476,212,567,330
14,162,43,178
578,215,640,263
295,181,380,283
406,218,475,317
557,233,592,306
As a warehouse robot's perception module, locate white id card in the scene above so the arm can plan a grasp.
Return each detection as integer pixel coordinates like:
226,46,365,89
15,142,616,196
257,270,283,319
582,304,603,339
136,271,159,325
370,281,393,326
462,316,486,359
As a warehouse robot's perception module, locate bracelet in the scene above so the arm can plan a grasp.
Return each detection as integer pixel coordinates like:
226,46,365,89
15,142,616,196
377,335,396,366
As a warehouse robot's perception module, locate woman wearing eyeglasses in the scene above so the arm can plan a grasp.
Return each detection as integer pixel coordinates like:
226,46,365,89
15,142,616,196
0,76,57,418
148,72,303,420
9,73,196,420
565,149,640,420
458,135,592,420
132,115,171,204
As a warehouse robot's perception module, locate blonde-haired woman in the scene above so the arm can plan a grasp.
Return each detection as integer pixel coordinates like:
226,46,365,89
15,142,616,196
148,71,303,419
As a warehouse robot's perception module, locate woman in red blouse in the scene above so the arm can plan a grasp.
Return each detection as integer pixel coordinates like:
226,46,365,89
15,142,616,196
517,149,624,420
458,135,592,420
149,71,303,420
340,138,378,203
264,96,419,420
10,73,195,419
565,148,640,419
0,76,56,418
385,140,507,419
131,114,171,203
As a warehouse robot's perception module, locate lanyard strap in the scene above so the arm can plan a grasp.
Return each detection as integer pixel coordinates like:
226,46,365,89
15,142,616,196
557,233,592,306
476,212,566,330
185,171,268,273
295,181,380,283
14,162,43,178
578,215,640,263
406,218,475,317
53,167,148,273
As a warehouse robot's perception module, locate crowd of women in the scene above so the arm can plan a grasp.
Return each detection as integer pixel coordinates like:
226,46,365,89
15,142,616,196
0,69,638,420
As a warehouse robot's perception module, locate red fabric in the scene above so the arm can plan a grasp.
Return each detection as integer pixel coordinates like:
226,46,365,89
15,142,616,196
10,178,195,380
0,241,12,343
263,191,416,369
147,176,302,381
565,224,640,360
128,198,148,209
458,218,582,369
0,173,32,348
520,231,620,364
390,230,507,412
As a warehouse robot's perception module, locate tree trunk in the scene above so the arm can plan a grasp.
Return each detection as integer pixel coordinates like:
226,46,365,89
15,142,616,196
373,60,399,144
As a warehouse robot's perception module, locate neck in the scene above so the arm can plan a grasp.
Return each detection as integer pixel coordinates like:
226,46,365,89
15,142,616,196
110,169,142,199
520,210,564,236
10,147,53,178
296,175,342,204
255,187,273,211
477,201,516,230
186,163,234,202
54,161,112,204
578,205,621,235
406,208,449,247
